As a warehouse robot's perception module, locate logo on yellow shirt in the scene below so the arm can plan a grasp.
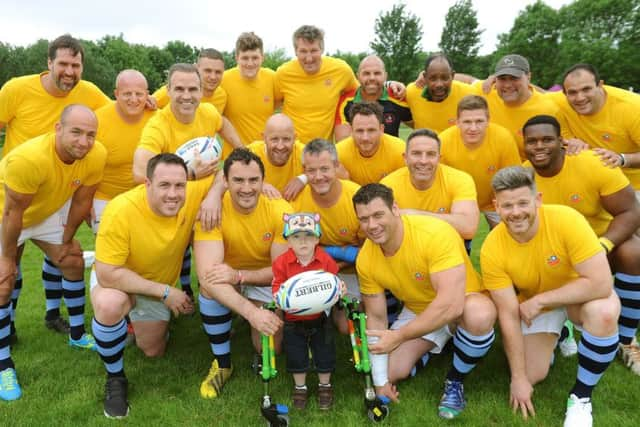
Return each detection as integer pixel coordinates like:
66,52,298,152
263,96,271,103
324,79,332,87
546,255,560,266
339,227,349,236
71,179,81,187
262,232,273,241
570,194,581,203
414,272,425,281
602,133,611,141
447,118,456,125
437,207,446,213
487,165,497,173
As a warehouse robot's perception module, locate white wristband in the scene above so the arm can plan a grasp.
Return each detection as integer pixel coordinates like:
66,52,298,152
368,336,389,386
296,174,308,185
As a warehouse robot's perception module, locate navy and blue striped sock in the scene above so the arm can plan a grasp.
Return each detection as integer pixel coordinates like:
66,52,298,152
92,317,127,377
199,294,232,368
42,256,63,320
570,330,618,398
447,327,495,382
10,267,22,336
0,302,14,371
62,277,86,339
180,246,193,295
614,273,640,345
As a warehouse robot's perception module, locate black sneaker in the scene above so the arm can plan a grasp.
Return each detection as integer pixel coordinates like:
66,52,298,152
104,376,129,419
45,316,70,334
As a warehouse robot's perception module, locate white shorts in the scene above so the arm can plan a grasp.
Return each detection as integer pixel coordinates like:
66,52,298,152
243,284,273,304
521,308,567,336
90,270,170,322
0,200,71,255
391,306,453,354
91,198,109,234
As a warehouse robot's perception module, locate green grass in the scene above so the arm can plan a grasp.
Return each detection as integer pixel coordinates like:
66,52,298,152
2,222,638,426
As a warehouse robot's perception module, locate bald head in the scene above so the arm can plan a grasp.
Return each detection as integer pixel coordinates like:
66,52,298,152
114,69,148,121
357,55,387,100
60,104,96,126
55,104,98,162
263,113,296,166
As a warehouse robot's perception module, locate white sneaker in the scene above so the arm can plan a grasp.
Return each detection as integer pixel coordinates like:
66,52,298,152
563,394,592,427
559,337,578,357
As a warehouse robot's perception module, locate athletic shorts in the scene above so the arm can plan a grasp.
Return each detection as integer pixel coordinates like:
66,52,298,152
91,198,109,234
243,283,273,304
391,306,453,354
521,308,567,336
0,200,71,254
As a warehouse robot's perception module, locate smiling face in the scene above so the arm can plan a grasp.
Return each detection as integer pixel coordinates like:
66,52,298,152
225,160,263,214
48,48,83,93
263,115,296,166
295,38,323,75
55,106,97,163
197,57,224,94
351,113,384,158
494,185,541,243
523,123,564,175
145,162,187,217
303,150,338,196
404,135,440,190
495,74,531,106
354,197,401,249
168,70,202,123
236,48,263,80
114,71,148,120
425,58,453,102
563,70,606,115
357,56,387,99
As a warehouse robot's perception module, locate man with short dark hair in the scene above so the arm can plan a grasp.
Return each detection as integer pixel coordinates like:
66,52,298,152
0,104,107,400
92,153,211,418
482,165,620,426
522,114,640,375
354,183,496,420
334,55,412,141
335,102,405,185
193,149,289,400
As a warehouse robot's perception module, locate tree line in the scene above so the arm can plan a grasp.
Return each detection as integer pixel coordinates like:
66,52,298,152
0,0,638,94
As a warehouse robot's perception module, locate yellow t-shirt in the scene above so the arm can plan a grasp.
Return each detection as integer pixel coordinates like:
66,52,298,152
358,215,482,314
152,84,227,114
246,140,304,193
292,179,362,246
482,84,564,160
0,132,106,228
275,56,358,144
96,179,211,286
0,72,110,155
381,165,477,213
138,103,223,155
547,88,640,189
481,204,602,302
95,102,155,200
439,122,521,211
405,80,476,133
524,150,630,236
221,67,276,146
194,193,291,270
336,133,405,185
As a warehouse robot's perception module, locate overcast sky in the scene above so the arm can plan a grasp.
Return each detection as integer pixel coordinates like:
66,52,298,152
1,0,570,56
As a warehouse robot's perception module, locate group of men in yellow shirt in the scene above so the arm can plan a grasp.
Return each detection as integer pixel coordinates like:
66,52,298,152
0,26,639,427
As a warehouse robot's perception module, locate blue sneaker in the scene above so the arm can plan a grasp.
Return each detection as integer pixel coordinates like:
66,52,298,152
69,333,98,351
0,368,22,401
438,379,466,419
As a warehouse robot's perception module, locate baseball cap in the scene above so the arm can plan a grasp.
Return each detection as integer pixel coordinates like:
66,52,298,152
495,54,530,77
283,212,322,238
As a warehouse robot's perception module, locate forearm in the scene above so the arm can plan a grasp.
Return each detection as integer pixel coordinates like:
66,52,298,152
204,282,258,319
62,198,92,243
1,211,23,259
237,266,273,286
603,210,640,245
220,117,243,149
498,309,528,381
620,151,640,168
97,263,168,299
401,209,477,239
535,276,610,309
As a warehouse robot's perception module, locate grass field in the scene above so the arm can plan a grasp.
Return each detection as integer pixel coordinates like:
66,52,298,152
1,220,638,427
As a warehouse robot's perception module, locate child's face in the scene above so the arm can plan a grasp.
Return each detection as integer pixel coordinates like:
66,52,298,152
287,232,319,259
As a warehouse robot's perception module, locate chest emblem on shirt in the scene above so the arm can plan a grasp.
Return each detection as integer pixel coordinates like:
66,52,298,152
437,207,446,213
487,165,497,173
71,179,81,187
570,194,581,203
339,227,349,236
414,272,425,281
324,79,332,87
263,96,271,103
602,133,611,141
547,255,560,266
262,232,273,241
447,117,456,125
383,113,395,125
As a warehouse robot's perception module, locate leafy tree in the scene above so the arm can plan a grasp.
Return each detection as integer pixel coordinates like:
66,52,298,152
262,48,289,71
370,3,423,83
495,1,561,88
165,40,197,64
439,0,484,75
328,50,368,74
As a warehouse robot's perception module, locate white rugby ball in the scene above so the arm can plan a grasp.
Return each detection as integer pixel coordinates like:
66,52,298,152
276,270,342,315
175,135,222,167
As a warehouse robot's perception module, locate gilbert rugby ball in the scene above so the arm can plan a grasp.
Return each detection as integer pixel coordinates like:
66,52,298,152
276,270,342,315
175,135,222,167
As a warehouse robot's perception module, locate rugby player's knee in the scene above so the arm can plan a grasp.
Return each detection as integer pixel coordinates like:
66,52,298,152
527,362,550,385
58,254,85,274
581,294,620,333
141,343,166,358
461,294,496,333
92,291,130,323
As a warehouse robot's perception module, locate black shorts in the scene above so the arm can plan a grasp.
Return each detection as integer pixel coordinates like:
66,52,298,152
283,314,336,374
